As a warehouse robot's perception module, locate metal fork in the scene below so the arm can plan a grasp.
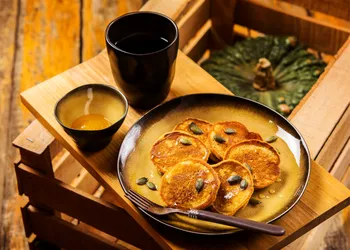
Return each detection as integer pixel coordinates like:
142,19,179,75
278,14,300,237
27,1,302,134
125,189,285,236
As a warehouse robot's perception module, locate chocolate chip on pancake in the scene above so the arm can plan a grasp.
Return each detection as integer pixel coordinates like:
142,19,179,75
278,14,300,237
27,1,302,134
212,160,254,215
160,159,220,209
150,131,210,174
225,140,280,189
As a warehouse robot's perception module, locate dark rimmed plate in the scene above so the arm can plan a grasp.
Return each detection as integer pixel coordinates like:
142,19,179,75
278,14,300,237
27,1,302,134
117,94,310,235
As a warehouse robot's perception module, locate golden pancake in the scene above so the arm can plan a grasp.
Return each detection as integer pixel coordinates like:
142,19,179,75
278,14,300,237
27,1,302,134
208,121,249,161
150,131,210,174
225,140,280,189
160,159,220,209
212,160,254,215
246,132,263,140
173,118,212,149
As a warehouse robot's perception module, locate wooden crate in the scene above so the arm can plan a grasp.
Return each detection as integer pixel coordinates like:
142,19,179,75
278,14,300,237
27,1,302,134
13,0,350,249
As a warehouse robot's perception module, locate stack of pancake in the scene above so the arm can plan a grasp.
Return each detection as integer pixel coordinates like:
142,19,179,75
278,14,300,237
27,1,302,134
150,118,280,216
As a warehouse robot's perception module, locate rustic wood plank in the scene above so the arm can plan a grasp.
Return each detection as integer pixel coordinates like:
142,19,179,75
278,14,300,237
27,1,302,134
0,2,23,249
183,20,211,61
82,0,143,61
235,0,350,54
16,163,159,249
20,0,81,125
53,150,83,184
70,168,100,195
289,38,350,158
177,0,210,49
26,205,122,250
280,0,350,21
141,0,190,20
330,139,350,180
210,0,237,49
316,105,350,170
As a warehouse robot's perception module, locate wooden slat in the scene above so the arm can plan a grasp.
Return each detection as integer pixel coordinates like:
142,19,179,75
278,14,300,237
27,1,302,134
53,150,83,184
280,0,350,21
141,0,191,20
20,0,81,125
13,120,61,159
177,0,210,49
183,20,211,61
210,0,237,49
82,0,143,61
71,168,99,195
235,0,350,54
26,205,121,250
330,139,350,180
0,3,20,248
290,38,350,158
316,105,350,170
16,163,159,249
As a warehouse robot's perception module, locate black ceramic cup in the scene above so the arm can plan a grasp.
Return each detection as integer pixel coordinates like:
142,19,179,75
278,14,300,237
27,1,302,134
105,11,179,109
55,84,128,151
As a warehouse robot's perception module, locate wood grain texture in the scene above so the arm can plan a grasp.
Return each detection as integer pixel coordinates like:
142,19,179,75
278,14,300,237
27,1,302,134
177,0,210,49
25,205,121,250
316,105,350,171
0,1,28,249
280,0,350,21
16,164,158,249
290,38,350,158
20,46,350,250
82,0,143,61
210,0,237,49
235,0,350,54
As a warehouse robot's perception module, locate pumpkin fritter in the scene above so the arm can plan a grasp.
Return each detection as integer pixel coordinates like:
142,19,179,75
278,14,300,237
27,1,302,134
225,140,280,189
160,159,220,209
208,121,249,161
212,160,254,215
150,131,210,174
173,118,212,149
246,132,263,140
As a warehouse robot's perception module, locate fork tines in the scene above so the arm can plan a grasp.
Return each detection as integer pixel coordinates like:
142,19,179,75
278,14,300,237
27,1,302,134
125,189,161,210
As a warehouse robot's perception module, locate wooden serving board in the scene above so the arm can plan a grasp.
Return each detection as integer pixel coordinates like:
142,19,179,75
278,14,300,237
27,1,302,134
20,2,349,249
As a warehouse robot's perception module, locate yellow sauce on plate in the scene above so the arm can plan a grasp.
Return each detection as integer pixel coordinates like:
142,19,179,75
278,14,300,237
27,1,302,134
124,104,305,233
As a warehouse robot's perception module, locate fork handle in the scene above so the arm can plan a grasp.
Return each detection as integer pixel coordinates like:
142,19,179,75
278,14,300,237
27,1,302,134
188,210,285,236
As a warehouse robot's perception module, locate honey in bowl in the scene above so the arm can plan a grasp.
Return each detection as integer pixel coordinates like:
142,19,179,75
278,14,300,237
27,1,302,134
71,114,112,130
55,84,128,150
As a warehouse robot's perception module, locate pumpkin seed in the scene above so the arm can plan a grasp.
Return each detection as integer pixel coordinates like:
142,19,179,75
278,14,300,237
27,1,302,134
136,177,148,185
189,122,204,135
196,178,204,192
275,147,280,154
146,182,157,190
277,96,285,104
243,163,253,172
214,134,226,143
266,135,278,143
227,175,242,185
157,169,164,176
224,128,236,134
240,179,248,190
179,137,192,145
249,198,262,205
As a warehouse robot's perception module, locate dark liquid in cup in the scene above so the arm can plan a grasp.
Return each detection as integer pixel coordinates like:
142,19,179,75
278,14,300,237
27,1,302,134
115,33,169,54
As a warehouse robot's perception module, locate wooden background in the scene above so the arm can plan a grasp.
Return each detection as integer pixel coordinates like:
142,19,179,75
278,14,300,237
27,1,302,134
1,0,349,249
0,0,144,249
